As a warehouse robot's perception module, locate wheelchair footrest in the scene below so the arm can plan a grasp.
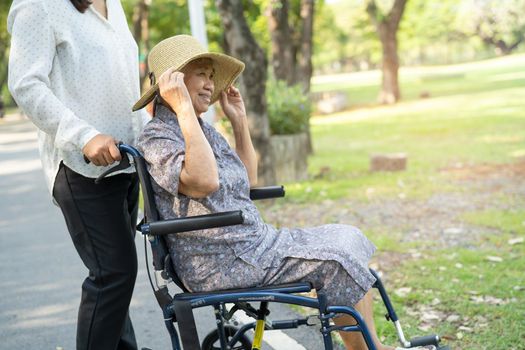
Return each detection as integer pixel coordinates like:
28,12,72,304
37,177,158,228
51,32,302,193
270,317,312,330
409,334,440,347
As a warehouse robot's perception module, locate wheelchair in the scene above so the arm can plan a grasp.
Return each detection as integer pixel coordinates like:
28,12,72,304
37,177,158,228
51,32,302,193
99,143,450,350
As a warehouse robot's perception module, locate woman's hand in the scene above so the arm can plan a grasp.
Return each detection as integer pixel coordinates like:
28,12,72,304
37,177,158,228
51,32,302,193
158,67,194,116
82,134,121,166
219,86,246,125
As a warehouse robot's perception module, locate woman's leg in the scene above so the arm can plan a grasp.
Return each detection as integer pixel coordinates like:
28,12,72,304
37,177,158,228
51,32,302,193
263,258,393,349
334,290,393,350
53,164,139,350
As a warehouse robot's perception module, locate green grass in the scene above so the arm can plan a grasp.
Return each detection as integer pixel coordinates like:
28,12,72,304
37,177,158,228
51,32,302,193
374,244,525,349
370,207,525,349
283,54,525,204
462,209,525,235
274,54,525,349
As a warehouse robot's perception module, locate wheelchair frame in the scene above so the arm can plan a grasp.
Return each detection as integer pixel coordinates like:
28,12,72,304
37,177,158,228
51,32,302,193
108,144,448,350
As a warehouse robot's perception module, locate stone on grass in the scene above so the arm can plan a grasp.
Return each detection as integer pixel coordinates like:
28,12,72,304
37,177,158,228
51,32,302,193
370,153,407,172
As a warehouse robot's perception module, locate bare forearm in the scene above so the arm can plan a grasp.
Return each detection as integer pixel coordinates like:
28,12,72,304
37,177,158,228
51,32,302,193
232,118,258,186
178,107,219,193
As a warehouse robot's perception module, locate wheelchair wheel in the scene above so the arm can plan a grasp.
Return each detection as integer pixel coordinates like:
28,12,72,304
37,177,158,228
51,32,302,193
201,325,252,350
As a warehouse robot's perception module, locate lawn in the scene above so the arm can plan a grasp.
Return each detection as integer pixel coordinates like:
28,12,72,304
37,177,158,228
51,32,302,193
262,53,525,349
288,54,525,204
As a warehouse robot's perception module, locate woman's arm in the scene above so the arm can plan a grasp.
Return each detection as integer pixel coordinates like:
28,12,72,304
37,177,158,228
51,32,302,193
7,1,120,165
220,87,258,186
158,68,219,198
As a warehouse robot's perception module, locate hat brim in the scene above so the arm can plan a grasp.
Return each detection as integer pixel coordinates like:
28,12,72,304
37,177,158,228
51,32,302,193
132,52,244,112
132,83,159,112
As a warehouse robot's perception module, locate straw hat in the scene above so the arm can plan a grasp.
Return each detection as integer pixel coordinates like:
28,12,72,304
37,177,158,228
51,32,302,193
132,35,245,112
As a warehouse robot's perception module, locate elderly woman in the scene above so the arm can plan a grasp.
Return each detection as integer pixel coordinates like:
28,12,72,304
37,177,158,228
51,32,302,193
135,35,405,350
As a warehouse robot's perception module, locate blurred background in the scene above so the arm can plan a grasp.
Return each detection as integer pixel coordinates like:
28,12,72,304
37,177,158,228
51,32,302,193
1,1,524,349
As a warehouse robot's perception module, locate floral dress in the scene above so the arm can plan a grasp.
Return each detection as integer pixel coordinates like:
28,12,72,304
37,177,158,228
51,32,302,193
138,105,376,306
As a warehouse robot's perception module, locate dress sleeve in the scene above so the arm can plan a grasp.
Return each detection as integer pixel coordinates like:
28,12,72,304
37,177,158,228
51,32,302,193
7,0,100,151
139,126,186,197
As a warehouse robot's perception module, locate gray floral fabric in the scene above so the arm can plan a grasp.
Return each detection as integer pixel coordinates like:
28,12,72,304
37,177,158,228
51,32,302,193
137,105,376,306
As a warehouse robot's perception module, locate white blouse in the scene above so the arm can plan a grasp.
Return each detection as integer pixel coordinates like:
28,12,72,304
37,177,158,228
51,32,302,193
8,0,149,194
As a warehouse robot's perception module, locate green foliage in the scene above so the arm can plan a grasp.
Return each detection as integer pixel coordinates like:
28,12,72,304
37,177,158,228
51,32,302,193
318,0,525,69
399,0,465,64
266,77,311,135
121,0,270,54
121,0,191,47
1,0,11,106
458,0,525,54
315,0,381,72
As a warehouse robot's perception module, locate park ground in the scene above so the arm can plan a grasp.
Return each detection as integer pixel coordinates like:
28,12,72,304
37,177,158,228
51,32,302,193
258,53,525,350
2,53,523,350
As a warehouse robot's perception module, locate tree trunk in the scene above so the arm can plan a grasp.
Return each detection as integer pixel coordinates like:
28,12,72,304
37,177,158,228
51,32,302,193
216,0,276,186
267,0,294,85
366,0,407,104
297,0,314,94
298,0,314,153
378,28,400,104
132,0,151,87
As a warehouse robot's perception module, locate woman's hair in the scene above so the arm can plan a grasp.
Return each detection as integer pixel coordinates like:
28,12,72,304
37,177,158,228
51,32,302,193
70,0,93,13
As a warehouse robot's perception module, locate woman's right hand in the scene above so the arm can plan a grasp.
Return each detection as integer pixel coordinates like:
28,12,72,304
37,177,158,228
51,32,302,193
82,134,121,166
158,67,194,116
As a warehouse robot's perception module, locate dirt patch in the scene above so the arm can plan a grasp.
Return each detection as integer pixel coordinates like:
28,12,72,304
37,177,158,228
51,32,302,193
440,160,525,180
259,161,525,257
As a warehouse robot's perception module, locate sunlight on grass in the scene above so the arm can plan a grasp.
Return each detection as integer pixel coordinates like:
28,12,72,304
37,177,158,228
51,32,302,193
298,55,525,205
461,210,525,240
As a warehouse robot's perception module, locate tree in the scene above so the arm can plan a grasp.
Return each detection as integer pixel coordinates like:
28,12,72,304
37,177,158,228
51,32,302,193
132,0,151,86
215,0,276,185
265,0,315,93
313,1,373,72
122,0,191,86
398,0,462,65
297,0,314,94
267,0,295,85
265,0,315,153
366,0,408,104
468,0,525,56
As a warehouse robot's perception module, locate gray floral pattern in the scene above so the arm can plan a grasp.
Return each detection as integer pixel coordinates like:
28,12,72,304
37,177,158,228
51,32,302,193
138,105,376,306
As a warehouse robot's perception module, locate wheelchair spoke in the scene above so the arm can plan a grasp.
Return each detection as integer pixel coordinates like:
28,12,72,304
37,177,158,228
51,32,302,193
202,325,252,350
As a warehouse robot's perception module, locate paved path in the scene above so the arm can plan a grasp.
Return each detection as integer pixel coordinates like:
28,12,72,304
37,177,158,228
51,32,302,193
0,119,340,350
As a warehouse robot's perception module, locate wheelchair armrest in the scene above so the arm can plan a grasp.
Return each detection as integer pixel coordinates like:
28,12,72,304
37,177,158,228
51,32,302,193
141,210,244,235
250,186,285,200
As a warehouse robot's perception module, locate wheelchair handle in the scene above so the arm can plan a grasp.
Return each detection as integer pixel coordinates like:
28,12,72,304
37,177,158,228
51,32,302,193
83,141,130,164
118,143,141,157
142,210,244,235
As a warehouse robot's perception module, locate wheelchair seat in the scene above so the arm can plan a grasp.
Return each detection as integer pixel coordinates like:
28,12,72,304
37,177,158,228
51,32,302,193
174,282,313,301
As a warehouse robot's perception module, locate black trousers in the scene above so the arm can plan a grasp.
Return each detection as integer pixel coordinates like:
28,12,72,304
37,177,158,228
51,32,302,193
53,163,139,350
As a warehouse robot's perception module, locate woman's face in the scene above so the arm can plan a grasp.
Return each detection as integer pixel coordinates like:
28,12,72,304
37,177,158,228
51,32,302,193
182,59,215,116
